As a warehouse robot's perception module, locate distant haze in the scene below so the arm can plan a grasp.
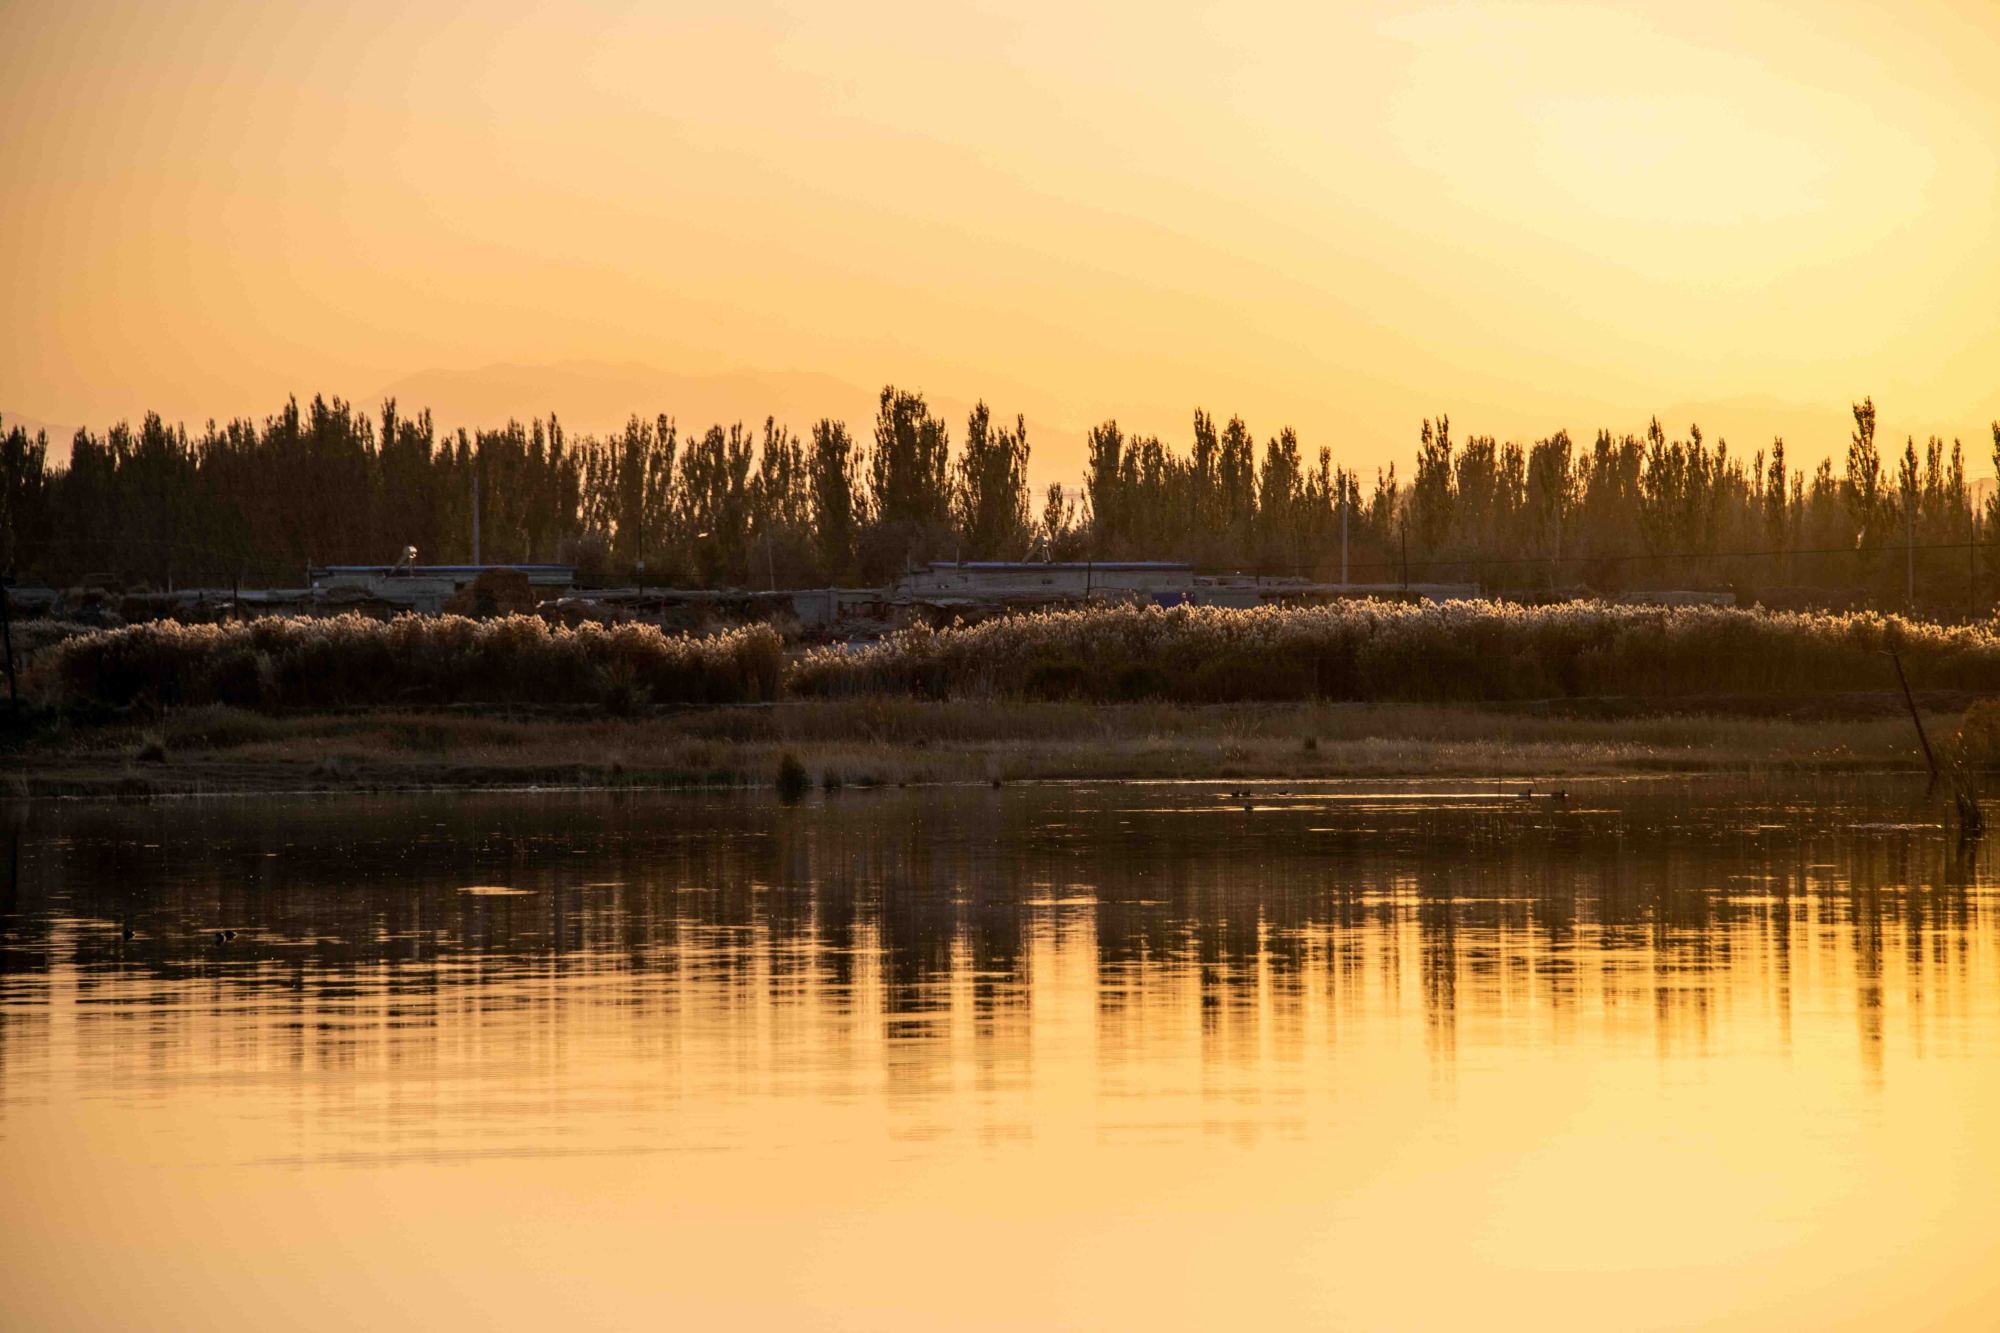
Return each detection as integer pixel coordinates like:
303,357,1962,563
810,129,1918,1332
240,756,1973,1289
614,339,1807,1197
375,362,1079,489
10,365,1994,496
4,2,1998,483
378,363,883,442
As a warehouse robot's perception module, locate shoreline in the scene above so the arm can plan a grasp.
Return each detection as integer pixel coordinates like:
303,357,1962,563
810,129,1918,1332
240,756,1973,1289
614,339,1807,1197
1,694,1964,801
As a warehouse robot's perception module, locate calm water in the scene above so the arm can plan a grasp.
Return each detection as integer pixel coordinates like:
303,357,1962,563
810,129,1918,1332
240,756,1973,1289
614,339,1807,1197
4,778,1999,1330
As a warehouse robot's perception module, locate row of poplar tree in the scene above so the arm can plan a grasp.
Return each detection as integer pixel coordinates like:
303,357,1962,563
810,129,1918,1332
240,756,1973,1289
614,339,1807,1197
2,388,1996,606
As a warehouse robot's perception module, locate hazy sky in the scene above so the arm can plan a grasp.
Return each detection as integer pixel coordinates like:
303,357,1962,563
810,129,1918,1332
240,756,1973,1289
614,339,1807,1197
4,0,1997,479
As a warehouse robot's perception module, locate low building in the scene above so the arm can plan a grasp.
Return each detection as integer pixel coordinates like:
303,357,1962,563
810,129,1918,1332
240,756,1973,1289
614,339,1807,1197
891,561,1480,611
894,561,1197,600
1616,589,1738,608
309,564,577,613
789,587,895,627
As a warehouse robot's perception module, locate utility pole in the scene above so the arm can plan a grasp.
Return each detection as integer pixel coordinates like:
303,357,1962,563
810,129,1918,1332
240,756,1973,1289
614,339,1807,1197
1339,473,1349,587
0,570,17,717
1907,492,1915,610
472,469,482,566
1553,507,1562,593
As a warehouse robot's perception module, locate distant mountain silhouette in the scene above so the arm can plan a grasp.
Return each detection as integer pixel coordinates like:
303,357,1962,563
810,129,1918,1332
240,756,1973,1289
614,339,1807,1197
0,410,76,465
376,360,1081,484
0,410,71,437
377,361,876,438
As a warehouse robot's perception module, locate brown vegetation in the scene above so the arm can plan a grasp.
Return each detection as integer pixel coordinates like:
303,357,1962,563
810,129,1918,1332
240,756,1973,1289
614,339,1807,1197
794,600,2000,703
12,601,1995,798
40,613,783,711
441,568,538,616
31,600,2000,714
1953,699,2000,767
1,697,1953,800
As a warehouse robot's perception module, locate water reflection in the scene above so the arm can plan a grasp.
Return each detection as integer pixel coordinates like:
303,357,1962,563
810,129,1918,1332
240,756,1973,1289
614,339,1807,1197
3,779,1992,1163
9,779,2000,1329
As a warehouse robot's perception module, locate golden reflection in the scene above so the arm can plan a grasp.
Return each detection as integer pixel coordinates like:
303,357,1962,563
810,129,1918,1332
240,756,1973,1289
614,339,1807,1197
4,782,2000,1328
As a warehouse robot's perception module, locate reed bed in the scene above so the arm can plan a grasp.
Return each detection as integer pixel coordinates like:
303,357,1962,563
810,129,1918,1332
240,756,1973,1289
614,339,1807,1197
791,600,2000,702
6,618,102,663
38,600,2000,715
44,613,784,710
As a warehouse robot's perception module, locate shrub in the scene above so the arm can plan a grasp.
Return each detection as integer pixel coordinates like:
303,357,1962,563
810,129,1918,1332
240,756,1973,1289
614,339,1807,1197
1955,699,2000,767
790,600,2000,704
775,752,810,802
47,613,784,711
48,601,2000,714
8,619,100,664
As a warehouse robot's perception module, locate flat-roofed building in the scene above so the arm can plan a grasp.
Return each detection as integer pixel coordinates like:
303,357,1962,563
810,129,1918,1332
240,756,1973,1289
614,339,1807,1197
895,561,1196,601
309,564,576,613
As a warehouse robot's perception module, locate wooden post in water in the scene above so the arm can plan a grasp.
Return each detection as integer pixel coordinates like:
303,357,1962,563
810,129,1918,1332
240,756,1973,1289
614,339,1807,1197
1888,647,1937,780
1892,642,1987,835
1894,643,1988,836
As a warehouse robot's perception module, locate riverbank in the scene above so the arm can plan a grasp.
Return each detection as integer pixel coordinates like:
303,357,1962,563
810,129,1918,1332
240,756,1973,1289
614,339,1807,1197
0,693,1966,799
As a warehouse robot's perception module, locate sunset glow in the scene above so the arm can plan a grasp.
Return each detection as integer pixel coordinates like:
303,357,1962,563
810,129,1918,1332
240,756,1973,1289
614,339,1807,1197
5,1,1996,479
14,11,2000,1329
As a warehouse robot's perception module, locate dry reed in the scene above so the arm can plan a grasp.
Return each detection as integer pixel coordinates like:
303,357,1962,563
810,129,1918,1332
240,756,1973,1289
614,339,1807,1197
45,613,784,710
41,600,2000,714
792,600,2000,702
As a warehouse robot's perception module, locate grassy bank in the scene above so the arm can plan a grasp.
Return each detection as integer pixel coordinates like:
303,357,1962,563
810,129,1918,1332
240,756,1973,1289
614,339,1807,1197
12,602,1994,797
2,696,1962,799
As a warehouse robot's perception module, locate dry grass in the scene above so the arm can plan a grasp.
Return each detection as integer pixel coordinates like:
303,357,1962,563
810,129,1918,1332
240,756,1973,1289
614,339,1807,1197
7,698,1947,798
7,618,101,662
40,613,784,710
13,601,1991,797
35,602,2000,714
794,600,2000,702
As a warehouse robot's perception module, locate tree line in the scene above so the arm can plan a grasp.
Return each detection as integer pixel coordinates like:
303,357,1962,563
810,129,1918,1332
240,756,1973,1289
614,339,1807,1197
3,387,1997,608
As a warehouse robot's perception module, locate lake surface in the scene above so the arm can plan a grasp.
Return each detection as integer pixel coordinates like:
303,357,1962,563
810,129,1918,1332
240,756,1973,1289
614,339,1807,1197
4,777,1999,1330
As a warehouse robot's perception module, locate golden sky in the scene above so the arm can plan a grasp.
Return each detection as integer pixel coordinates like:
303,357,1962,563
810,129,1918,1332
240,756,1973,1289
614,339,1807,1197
3,0,1996,481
